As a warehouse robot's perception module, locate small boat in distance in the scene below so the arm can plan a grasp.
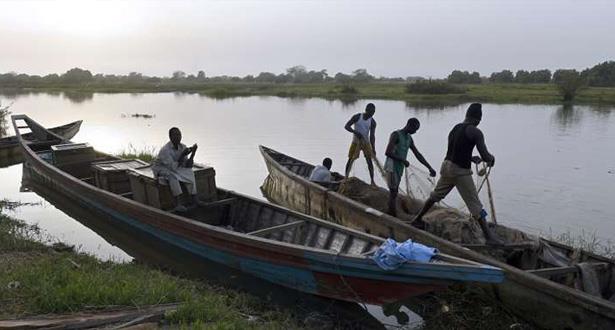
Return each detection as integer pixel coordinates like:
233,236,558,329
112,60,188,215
11,114,503,305
259,145,615,330
0,120,82,166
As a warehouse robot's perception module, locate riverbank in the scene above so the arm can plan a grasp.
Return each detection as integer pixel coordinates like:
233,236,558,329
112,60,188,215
0,200,304,329
3,82,615,106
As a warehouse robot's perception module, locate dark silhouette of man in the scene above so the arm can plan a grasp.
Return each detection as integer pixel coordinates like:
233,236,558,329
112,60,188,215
412,103,503,244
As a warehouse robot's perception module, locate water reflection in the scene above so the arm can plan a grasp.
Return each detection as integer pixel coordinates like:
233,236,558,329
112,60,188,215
404,100,465,112
19,167,384,329
552,104,583,131
62,91,94,104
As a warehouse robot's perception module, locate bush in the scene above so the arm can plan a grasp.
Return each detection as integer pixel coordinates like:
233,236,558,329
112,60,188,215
554,70,586,101
447,70,482,84
406,80,466,95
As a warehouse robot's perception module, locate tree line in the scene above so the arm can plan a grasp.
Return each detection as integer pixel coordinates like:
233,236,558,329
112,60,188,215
0,66,410,87
446,61,615,87
1,61,614,88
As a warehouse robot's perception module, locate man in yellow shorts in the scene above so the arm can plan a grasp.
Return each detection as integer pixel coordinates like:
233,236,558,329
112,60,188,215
344,103,377,185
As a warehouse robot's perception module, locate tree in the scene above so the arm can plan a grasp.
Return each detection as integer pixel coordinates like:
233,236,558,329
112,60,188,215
447,70,481,84
334,72,352,84
515,70,531,83
61,68,93,83
197,70,206,81
351,69,374,83
172,71,186,80
255,72,276,82
582,61,615,87
529,69,551,83
553,70,586,102
489,70,514,83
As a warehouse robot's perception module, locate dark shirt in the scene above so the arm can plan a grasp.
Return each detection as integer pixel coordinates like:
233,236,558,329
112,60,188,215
445,121,494,169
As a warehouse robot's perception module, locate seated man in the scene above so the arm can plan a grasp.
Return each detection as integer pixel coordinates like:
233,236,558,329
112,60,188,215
309,157,333,184
152,127,200,212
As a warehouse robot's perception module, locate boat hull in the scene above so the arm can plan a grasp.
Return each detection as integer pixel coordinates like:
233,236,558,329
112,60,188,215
259,146,615,330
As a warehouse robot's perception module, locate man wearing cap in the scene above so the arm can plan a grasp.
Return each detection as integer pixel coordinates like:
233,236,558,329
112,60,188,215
344,103,377,185
411,103,503,244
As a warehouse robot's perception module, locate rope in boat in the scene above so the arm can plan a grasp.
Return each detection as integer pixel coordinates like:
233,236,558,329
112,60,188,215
333,251,368,311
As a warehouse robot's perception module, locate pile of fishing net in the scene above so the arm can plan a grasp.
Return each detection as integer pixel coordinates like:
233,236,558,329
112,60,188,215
337,177,536,246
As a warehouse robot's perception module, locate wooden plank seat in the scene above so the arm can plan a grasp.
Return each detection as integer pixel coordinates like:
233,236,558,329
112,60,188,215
199,198,236,208
529,262,609,278
462,242,537,250
248,220,305,237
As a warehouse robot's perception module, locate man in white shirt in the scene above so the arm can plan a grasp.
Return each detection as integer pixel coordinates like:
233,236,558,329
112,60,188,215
309,158,333,183
344,103,377,185
152,127,200,212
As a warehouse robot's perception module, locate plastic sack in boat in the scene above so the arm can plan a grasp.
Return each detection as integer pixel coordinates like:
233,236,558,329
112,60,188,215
372,238,437,270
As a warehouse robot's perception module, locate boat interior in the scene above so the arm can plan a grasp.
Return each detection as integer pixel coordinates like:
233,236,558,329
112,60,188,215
261,146,615,301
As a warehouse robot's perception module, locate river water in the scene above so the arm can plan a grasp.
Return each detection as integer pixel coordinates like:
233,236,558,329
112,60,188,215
0,92,614,327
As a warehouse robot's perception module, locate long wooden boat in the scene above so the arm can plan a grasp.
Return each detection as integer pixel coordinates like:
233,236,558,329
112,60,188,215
11,115,503,306
259,145,615,330
0,119,82,165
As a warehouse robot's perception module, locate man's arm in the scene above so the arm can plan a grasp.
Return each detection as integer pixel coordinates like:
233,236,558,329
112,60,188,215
468,127,495,166
385,131,404,162
344,114,361,136
369,119,377,152
410,140,436,176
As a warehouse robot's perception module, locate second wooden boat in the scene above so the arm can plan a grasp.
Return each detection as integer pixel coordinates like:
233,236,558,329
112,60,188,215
259,145,615,330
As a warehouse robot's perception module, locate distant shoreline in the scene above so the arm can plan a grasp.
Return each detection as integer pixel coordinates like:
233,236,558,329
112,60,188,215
3,82,615,106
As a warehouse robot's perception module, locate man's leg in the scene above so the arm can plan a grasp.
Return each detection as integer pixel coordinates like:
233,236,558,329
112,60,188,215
387,172,399,217
412,175,455,228
345,158,355,178
455,175,503,245
365,157,375,185
345,142,360,178
168,177,187,212
364,142,376,185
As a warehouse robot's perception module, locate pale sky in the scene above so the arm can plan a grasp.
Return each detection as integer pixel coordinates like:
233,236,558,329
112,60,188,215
0,0,614,78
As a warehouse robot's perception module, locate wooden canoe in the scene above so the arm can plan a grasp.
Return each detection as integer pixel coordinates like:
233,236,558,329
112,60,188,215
11,114,503,306
0,119,82,166
259,145,615,330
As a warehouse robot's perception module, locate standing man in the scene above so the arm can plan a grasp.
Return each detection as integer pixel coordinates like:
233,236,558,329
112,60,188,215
344,103,377,185
412,103,503,244
152,127,201,212
384,118,436,217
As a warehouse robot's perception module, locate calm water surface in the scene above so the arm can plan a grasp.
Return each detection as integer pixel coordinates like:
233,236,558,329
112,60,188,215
1,92,614,261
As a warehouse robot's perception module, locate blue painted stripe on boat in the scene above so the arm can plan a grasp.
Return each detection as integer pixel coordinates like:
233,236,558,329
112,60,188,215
62,189,322,294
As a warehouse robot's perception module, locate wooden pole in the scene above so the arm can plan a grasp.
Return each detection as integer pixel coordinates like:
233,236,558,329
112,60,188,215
483,164,497,224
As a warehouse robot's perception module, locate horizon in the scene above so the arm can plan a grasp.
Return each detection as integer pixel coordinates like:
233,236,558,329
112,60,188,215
1,0,614,79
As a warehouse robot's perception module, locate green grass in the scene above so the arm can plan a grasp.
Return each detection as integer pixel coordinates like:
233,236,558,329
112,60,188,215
0,203,302,328
116,144,157,163
7,82,615,105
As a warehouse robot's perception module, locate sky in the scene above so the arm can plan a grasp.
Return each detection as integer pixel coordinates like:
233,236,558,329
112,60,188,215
0,0,614,78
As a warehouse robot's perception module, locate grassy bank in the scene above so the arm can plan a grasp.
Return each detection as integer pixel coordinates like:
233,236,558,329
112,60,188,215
0,201,302,328
4,82,615,106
